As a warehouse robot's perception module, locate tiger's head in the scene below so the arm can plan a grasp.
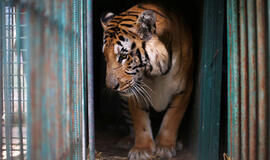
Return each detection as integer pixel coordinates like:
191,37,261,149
101,10,170,96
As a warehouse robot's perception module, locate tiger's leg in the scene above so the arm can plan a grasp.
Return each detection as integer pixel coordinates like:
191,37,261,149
155,83,192,158
128,99,156,160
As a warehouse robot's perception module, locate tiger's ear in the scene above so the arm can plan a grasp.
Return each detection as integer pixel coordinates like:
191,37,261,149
137,10,156,41
101,12,115,29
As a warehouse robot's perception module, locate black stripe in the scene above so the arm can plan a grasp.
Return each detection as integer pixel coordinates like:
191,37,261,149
119,14,139,18
112,17,122,20
144,51,149,61
121,18,136,22
116,41,122,46
132,64,145,70
107,27,120,33
141,41,149,61
131,42,136,49
120,24,134,28
110,20,119,23
136,49,143,65
122,29,128,34
118,35,125,41
126,11,140,14
142,41,146,49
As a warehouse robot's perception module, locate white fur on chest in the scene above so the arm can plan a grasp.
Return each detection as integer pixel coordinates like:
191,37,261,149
143,72,178,112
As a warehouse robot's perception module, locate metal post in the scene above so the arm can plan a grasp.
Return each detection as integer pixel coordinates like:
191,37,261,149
239,0,249,159
256,0,267,159
0,1,4,159
16,3,24,160
228,0,240,159
86,0,95,159
247,0,258,159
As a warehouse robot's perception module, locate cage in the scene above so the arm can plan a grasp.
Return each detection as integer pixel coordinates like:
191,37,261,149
1,2,28,159
0,0,93,159
1,0,269,160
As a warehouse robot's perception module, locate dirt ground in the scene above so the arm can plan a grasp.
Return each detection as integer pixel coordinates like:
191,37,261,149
94,114,195,160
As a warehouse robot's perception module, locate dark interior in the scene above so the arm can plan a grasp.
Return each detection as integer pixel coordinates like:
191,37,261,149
93,0,203,159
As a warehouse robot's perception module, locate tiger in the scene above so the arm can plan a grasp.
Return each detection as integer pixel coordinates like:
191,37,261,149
101,3,193,160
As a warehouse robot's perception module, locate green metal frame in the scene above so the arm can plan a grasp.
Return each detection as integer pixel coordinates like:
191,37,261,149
198,0,224,159
227,0,269,159
1,0,92,159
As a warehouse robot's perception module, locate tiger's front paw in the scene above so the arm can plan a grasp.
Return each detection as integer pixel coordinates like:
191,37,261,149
128,145,155,160
155,144,176,159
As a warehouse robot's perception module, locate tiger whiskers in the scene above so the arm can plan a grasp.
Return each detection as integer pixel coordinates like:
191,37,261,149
134,83,154,108
140,81,156,95
136,84,152,106
130,85,142,107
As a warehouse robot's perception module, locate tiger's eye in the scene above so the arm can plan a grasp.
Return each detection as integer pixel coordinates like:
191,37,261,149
120,54,127,59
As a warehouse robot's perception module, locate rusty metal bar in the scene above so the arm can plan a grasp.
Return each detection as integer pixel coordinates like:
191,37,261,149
247,0,258,159
256,0,267,159
228,0,240,159
228,0,270,159
239,0,249,159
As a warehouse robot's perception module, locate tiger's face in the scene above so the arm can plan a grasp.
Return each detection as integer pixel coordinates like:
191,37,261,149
102,29,149,96
101,10,169,96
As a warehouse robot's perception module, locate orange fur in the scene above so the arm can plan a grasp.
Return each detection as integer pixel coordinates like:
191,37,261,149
101,3,193,160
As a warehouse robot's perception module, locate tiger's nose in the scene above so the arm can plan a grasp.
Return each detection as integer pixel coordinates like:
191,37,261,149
106,74,120,90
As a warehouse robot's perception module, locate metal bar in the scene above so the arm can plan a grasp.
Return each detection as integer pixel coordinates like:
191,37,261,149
0,1,4,159
232,0,240,159
227,0,240,159
25,4,32,160
72,0,82,159
16,3,24,160
268,0,270,158
198,0,224,159
227,0,232,157
86,0,95,159
81,0,86,159
247,0,258,159
4,4,12,159
239,0,249,159
256,0,267,159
